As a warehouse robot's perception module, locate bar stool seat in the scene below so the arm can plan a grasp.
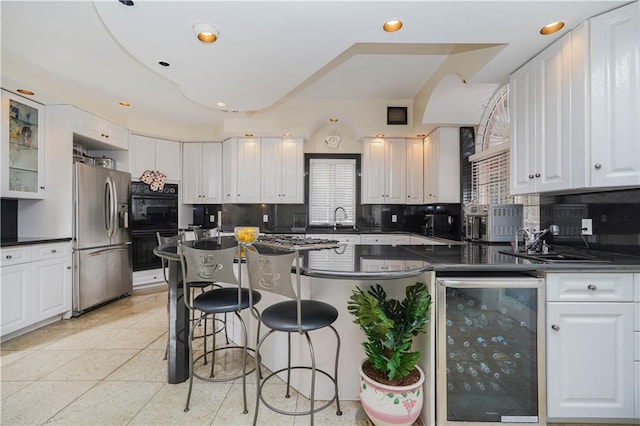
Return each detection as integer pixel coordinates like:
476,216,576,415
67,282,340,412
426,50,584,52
193,287,256,313
260,300,337,332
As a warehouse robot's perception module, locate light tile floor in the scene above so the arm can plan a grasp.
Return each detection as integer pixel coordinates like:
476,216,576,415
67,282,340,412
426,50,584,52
0,287,368,425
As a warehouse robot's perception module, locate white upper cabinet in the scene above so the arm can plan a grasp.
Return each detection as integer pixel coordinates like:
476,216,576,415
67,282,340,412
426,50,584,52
423,128,460,203
510,31,574,195
74,108,129,150
511,3,639,194
1,90,45,199
406,138,424,205
261,137,304,204
362,137,406,204
182,142,222,204
130,134,181,182
222,137,261,204
590,2,640,188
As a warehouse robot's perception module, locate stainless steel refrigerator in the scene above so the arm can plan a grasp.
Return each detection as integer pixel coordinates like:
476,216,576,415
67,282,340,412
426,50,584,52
73,162,132,314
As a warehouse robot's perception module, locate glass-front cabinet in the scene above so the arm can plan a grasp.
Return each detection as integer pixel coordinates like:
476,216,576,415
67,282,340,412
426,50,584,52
1,90,45,199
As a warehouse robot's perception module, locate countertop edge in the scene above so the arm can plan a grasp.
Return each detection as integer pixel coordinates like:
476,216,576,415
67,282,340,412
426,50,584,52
1,237,73,248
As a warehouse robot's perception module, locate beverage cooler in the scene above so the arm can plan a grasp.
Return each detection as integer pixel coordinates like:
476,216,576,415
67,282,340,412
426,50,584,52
437,276,545,424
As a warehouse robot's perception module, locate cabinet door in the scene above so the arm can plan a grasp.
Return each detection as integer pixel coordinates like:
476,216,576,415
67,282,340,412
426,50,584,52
155,139,181,182
547,302,635,419
362,138,386,204
536,32,573,192
279,138,304,203
435,128,460,203
201,143,222,203
236,138,261,203
182,143,203,204
75,108,128,150
406,138,423,204
0,264,32,335
32,257,72,321
222,139,237,203
130,134,156,179
510,60,538,195
1,90,45,199
260,138,281,203
385,138,406,204
590,2,640,188
423,133,437,201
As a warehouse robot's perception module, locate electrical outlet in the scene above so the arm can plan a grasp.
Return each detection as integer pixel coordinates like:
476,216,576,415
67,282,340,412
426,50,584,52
209,214,216,223
263,214,269,223
392,214,398,223
581,218,593,235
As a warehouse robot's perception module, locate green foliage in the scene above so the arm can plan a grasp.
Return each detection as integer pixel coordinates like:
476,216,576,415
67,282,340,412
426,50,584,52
347,281,432,381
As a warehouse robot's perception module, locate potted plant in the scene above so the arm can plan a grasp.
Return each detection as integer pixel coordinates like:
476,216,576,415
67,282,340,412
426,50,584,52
348,281,432,426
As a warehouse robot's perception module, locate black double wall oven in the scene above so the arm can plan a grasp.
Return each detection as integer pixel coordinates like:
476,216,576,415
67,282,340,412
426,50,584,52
131,182,179,271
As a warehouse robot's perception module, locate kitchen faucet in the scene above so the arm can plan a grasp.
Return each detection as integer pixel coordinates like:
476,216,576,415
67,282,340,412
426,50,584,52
514,225,560,253
333,206,347,230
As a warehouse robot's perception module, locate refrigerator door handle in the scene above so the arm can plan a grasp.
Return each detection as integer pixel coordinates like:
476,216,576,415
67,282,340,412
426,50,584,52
104,176,117,239
87,243,132,257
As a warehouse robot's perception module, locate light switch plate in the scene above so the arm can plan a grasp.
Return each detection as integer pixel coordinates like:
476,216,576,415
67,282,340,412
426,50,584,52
581,218,592,235
263,214,269,223
209,214,216,223
392,214,398,223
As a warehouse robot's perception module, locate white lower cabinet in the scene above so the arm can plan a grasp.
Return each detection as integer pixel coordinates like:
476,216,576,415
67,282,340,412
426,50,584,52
360,258,405,272
546,273,636,420
1,242,72,338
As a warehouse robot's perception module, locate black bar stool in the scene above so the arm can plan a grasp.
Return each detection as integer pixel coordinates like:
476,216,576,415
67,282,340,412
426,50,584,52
178,243,262,414
245,248,342,426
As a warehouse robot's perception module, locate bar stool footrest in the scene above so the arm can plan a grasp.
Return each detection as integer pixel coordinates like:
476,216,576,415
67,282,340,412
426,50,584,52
193,345,257,382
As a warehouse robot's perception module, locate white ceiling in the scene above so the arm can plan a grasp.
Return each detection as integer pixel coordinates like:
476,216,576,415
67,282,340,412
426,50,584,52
0,0,631,139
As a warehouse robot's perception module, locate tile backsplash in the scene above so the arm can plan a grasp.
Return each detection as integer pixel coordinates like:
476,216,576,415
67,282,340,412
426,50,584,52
540,188,640,256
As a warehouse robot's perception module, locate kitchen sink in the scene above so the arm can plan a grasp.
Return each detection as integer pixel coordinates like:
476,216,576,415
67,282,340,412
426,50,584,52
499,250,613,263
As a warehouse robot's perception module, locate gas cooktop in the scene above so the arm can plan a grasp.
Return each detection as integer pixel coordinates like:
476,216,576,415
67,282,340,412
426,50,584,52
255,234,342,250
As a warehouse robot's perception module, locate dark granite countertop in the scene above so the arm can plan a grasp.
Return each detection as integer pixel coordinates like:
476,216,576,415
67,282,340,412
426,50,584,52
154,236,640,280
1,237,73,248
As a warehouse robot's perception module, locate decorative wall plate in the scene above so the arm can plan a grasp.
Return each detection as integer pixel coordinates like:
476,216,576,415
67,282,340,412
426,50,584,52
325,131,341,148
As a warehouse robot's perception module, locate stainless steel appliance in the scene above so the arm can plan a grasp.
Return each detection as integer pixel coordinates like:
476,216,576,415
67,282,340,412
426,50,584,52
465,204,523,243
437,277,545,424
130,182,178,271
73,162,132,314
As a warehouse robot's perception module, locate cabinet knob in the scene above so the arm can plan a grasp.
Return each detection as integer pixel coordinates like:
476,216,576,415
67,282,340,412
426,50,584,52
5,255,12,259
551,324,560,332
587,284,597,291
40,186,45,190
66,266,72,270
535,173,541,178
528,174,534,179
51,249,57,253
594,163,602,169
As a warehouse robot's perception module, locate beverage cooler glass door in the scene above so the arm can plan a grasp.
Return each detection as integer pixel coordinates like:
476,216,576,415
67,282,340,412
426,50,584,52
437,277,545,425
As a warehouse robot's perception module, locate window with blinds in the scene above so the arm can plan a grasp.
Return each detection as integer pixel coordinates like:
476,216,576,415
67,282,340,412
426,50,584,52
309,158,356,226
469,145,513,205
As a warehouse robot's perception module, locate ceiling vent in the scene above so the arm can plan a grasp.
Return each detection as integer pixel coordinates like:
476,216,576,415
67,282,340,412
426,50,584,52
387,106,407,125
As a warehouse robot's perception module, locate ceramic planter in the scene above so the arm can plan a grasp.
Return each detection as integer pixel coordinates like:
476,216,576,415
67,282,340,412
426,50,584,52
359,359,425,426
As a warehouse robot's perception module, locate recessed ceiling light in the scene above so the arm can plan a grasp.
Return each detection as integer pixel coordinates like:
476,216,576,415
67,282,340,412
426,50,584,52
383,19,403,33
216,102,226,107
376,134,385,138
245,133,254,137
119,102,131,108
158,61,170,67
283,133,292,137
417,134,426,138
193,22,219,43
540,21,565,35
329,118,338,122
17,89,35,96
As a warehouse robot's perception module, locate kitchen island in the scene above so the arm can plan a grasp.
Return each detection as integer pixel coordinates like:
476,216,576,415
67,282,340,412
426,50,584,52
154,237,640,425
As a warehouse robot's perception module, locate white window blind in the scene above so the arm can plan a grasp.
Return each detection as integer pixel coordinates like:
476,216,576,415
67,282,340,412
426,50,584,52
309,158,356,226
470,148,513,205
